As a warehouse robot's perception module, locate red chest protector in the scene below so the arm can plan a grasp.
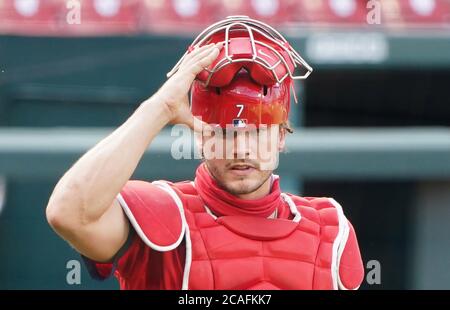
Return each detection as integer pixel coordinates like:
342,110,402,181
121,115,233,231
118,180,364,290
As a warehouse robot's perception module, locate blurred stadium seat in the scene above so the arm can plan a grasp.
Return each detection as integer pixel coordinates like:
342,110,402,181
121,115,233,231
215,0,296,24
60,0,141,35
292,0,368,25
1,0,450,36
382,0,450,26
140,0,218,34
0,0,62,35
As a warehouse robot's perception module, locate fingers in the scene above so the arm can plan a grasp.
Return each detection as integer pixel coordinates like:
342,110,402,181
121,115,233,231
179,43,215,68
186,42,223,66
190,45,223,76
179,43,223,76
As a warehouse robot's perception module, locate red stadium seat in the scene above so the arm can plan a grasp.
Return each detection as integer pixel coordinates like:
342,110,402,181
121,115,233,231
214,0,295,26
382,0,450,26
140,0,217,34
1,0,449,36
60,0,141,36
0,0,61,35
292,0,368,25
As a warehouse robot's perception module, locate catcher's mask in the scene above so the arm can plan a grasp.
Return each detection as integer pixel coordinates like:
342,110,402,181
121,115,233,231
167,15,313,128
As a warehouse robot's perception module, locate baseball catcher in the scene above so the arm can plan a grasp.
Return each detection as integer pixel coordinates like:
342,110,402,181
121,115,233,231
46,16,363,290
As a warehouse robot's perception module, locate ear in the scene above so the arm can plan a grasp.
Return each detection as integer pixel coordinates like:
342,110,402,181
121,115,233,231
278,126,287,151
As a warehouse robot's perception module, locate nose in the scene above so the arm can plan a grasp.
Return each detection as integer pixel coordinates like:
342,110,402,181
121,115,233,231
233,131,250,159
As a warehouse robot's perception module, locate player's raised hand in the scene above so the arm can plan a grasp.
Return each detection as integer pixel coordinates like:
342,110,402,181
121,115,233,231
154,42,222,131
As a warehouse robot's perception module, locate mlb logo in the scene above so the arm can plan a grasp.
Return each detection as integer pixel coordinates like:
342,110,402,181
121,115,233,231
232,119,247,128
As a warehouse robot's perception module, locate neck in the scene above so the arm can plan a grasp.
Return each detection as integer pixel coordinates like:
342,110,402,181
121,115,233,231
236,176,272,200
196,163,282,218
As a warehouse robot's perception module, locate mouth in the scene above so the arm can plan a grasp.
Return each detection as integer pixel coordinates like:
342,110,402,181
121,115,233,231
228,163,257,176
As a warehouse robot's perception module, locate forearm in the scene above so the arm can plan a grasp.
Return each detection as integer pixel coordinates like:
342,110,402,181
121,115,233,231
48,96,171,225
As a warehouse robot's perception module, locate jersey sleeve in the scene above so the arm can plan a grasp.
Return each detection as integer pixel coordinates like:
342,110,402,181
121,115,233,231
81,180,186,289
80,227,136,281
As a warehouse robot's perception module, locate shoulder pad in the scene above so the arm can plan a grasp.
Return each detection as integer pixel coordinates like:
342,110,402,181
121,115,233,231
117,180,185,252
287,194,364,289
337,221,364,289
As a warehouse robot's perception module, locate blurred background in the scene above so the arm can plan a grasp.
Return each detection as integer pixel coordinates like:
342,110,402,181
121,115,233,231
0,0,450,290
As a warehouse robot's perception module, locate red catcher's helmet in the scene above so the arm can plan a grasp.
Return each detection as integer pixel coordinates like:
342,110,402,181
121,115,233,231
167,16,313,128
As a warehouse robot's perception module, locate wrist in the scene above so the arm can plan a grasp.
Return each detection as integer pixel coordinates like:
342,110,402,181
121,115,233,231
140,96,172,125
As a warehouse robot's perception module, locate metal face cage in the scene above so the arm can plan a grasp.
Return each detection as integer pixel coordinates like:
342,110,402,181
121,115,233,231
167,15,313,87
